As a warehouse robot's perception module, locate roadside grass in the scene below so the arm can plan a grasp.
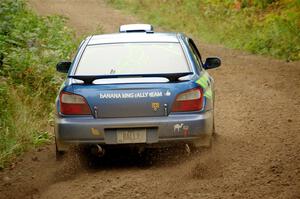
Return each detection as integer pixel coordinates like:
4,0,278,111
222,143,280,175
0,0,77,168
106,0,300,61
0,83,52,164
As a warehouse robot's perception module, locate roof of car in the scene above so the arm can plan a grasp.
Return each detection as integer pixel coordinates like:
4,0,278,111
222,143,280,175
88,32,181,45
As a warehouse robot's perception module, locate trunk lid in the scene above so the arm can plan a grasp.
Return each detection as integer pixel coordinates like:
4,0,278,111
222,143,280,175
72,82,179,118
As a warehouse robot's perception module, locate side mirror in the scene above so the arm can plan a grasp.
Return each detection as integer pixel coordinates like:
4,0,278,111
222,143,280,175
56,61,71,73
204,57,221,69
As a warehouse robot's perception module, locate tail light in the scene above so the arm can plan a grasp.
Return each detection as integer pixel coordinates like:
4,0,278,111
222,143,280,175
60,91,91,115
172,88,203,112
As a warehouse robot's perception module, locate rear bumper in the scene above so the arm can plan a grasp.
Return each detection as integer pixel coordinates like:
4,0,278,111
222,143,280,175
55,111,213,150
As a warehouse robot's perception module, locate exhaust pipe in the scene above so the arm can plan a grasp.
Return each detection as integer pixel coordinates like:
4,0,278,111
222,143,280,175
91,144,105,157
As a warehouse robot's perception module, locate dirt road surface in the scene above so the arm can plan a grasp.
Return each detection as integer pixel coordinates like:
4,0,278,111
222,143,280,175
1,0,300,198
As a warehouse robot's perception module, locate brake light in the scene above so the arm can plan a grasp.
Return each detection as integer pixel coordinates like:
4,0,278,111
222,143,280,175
172,88,203,112
60,92,91,115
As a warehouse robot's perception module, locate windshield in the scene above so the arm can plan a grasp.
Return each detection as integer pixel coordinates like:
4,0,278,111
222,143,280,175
75,42,190,75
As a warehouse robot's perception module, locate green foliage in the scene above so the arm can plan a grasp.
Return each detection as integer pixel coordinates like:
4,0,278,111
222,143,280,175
107,0,300,61
0,0,76,168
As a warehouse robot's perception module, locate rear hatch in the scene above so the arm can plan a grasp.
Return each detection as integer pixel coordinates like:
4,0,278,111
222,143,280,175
72,81,179,118
70,41,194,118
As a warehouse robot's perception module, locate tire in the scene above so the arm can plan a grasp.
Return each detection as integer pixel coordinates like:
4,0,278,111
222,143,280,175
55,139,65,161
190,118,214,152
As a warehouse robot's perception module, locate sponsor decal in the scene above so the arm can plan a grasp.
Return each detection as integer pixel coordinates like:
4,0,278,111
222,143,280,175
91,128,104,137
151,102,160,111
183,125,189,137
173,123,190,136
174,123,184,133
99,91,163,99
164,90,171,96
196,72,212,99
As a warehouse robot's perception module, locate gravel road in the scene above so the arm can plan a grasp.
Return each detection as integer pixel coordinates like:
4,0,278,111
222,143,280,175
0,0,299,198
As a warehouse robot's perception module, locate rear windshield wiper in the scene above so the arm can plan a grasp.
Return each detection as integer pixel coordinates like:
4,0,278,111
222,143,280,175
68,72,193,84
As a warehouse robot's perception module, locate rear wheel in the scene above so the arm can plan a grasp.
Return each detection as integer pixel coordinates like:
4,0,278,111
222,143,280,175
212,117,216,136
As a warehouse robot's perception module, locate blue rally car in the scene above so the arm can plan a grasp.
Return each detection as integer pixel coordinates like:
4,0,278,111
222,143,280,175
55,24,221,158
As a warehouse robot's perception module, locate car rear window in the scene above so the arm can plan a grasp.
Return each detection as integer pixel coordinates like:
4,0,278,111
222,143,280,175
75,42,190,75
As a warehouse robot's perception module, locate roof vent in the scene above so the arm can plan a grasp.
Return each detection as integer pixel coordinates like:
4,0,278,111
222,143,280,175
119,24,154,33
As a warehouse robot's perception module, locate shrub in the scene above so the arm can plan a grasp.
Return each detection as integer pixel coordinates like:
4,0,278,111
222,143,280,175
0,0,76,168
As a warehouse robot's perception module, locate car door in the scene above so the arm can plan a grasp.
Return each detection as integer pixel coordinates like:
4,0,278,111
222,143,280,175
187,38,214,109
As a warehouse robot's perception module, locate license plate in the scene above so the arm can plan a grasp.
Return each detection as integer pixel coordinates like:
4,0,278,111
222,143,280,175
116,129,146,144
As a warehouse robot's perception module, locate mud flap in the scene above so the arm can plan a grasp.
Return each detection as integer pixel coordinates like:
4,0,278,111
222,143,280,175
55,141,65,161
55,137,69,152
192,133,212,148
192,117,214,148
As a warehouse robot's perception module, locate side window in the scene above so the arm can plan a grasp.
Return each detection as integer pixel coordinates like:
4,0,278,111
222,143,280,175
188,38,204,70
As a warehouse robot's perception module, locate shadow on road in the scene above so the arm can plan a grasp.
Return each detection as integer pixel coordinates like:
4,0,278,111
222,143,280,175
77,145,195,170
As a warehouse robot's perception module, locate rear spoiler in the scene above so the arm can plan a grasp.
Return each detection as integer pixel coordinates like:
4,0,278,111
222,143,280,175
68,72,193,84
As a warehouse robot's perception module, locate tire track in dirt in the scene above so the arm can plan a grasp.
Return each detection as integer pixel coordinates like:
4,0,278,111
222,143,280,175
0,0,299,198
